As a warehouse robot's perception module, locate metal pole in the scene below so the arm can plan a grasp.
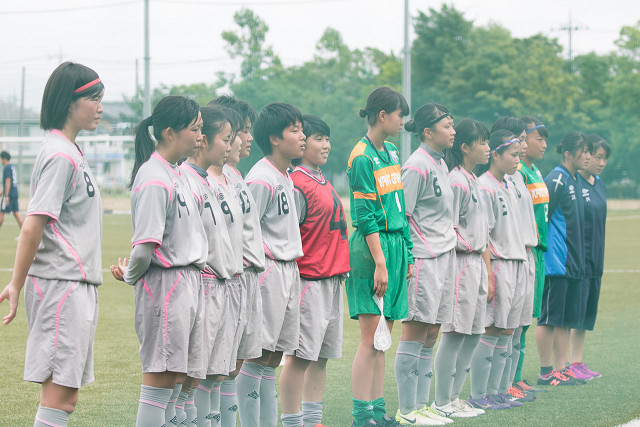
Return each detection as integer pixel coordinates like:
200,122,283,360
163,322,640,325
18,66,25,184
401,0,412,163
143,0,151,118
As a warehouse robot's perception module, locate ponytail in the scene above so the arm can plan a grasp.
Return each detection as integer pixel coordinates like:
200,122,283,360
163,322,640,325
444,118,489,171
359,87,409,127
130,117,155,188
556,131,587,159
406,103,451,141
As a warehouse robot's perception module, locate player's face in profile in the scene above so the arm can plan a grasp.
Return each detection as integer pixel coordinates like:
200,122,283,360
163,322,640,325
302,133,330,169
278,120,306,159
525,129,547,160
427,116,455,151
467,138,490,166
494,142,520,175
207,121,232,168
227,134,242,166
239,119,253,159
175,112,203,158
68,90,104,132
381,109,405,138
517,130,527,155
586,146,608,176
570,146,589,171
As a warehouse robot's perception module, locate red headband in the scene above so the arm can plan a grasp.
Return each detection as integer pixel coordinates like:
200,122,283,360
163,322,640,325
73,78,101,93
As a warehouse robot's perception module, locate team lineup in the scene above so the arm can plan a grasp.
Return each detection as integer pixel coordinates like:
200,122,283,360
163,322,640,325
0,64,610,427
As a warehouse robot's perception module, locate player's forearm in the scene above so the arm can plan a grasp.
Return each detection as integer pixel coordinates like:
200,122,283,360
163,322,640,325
124,243,155,285
481,247,492,280
4,177,10,196
9,215,47,291
364,232,386,266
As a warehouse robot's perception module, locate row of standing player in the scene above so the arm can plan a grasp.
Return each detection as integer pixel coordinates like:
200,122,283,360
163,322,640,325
344,87,609,427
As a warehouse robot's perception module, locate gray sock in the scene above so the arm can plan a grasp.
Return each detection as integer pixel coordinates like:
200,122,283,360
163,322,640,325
236,362,264,427
185,388,197,426
469,334,499,400
417,346,434,408
210,381,222,427
302,401,323,427
451,334,480,400
394,340,423,413
136,385,173,427
281,411,304,427
175,391,188,426
166,384,182,426
509,327,523,386
220,379,238,427
487,334,511,396
195,379,214,427
434,334,465,406
34,406,70,427
498,335,514,394
260,366,278,427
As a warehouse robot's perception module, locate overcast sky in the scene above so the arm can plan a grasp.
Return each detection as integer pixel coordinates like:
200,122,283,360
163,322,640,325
0,0,636,111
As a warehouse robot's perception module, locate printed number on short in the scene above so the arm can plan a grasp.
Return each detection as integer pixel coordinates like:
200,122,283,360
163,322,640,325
329,189,348,240
221,200,234,223
204,201,217,225
83,172,95,197
433,177,442,197
277,192,290,215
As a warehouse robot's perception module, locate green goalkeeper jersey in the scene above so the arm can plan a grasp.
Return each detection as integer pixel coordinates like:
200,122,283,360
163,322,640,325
518,161,549,251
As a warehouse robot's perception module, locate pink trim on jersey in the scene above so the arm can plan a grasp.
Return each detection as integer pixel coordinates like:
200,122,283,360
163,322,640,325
486,171,506,189
47,152,78,172
407,215,435,257
26,211,59,222
414,258,423,301
54,281,77,354
247,179,275,197
456,166,478,182
456,233,472,252
152,151,180,176
154,246,172,268
133,238,162,247
489,243,501,259
418,145,441,168
133,180,174,205
258,264,275,287
164,272,182,343
29,276,44,300
451,182,469,194
191,191,203,206
480,185,494,196
299,280,313,307
182,162,209,187
403,165,428,180
293,165,326,184
49,223,87,281
263,157,289,178
455,261,470,314
35,417,65,427
139,399,167,409
263,243,275,260
141,279,153,303
225,164,243,178
239,369,262,380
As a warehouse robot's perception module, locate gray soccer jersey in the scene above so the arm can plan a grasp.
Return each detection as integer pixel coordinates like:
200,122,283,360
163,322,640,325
208,174,244,276
401,143,456,259
130,152,207,270
507,172,539,248
245,158,303,261
478,171,526,261
26,130,103,285
223,165,266,271
449,167,489,254
180,163,235,278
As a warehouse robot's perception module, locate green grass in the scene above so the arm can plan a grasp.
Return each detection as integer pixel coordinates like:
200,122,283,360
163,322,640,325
0,212,639,426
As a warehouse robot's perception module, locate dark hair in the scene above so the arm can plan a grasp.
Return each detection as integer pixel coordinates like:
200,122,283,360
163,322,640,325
405,103,451,139
40,62,104,131
129,96,200,188
221,106,243,139
476,130,516,175
490,116,525,137
0,151,10,161
200,106,230,149
586,134,611,158
302,115,330,138
253,103,303,155
359,86,409,127
520,115,549,139
556,131,587,158
444,119,489,171
208,95,257,129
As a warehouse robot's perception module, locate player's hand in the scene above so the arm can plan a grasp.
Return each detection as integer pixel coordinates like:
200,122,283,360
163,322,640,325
373,262,388,298
110,257,128,282
487,275,495,303
406,263,414,279
0,282,20,325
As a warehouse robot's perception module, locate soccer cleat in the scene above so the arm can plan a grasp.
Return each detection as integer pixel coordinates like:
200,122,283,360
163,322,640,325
468,395,509,410
566,363,592,380
452,398,485,415
351,420,378,427
376,414,404,426
493,393,523,407
313,424,328,427
560,367,587,384
430,401,477,418
506,386,536,402
515,379,546,393
537,369,582,386
573,362,602,378
417,406,454,424
395,409,445,426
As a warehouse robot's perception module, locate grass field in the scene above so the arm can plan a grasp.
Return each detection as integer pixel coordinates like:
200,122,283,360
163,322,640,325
0,210,639,426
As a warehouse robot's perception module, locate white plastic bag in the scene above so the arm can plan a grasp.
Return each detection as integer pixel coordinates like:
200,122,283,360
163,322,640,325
372,295,392,352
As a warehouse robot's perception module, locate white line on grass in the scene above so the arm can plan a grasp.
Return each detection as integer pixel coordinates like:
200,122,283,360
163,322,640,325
607,215,640,221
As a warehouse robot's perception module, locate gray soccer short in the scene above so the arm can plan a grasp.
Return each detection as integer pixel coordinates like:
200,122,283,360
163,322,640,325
519,249,536,327
134,266,205,378
485,259,525,330
225,276,244,372
236,267,263,361
287,276,344,361
203,275,239,376
23,276,98,388
404,250,455,325
259,258,300,353
442,252,487,335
